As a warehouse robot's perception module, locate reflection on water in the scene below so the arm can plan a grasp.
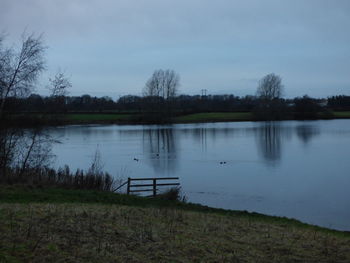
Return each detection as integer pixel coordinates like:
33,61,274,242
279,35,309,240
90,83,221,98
254,123,320,165
255,123,283,164
50,120,350,230
296,125,320,145
115,122,324,170
142,129,177,173
140,123,321,168
191,128,208,151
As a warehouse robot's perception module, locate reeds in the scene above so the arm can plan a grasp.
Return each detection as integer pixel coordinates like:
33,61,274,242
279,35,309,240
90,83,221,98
157,187,187,202
0,165,115,191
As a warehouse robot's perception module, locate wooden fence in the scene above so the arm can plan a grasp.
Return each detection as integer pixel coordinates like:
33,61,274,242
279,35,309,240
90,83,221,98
114,177,179,197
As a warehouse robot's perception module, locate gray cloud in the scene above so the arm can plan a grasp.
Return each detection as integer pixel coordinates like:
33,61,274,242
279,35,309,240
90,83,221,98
1,0,349,97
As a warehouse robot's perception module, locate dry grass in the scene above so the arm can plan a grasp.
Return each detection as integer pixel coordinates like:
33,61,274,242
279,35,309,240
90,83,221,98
1,167,115,192
0,203,349,263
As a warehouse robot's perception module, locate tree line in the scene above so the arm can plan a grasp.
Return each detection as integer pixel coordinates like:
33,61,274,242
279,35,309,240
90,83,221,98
1,32,349,120
3,92,349,114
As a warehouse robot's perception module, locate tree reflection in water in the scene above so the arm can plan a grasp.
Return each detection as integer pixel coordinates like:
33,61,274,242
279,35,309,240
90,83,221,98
255,123,283,165
296,125,320,145
255,122,320,166
143,128,177,174
129,122,321,171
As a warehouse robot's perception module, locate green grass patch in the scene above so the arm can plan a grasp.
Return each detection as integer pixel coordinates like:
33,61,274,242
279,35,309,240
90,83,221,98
175,112,253,122
5,113,138,126
333,111,350,118
8,111,350,126
64,113,134,122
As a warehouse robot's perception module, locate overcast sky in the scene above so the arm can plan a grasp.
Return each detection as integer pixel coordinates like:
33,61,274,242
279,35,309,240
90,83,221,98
1,0,349,98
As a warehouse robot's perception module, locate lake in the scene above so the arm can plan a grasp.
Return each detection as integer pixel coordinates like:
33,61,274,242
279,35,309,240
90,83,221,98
49,120,350,230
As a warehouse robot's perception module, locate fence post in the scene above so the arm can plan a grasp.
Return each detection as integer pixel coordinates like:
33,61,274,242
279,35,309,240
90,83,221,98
153,179,157,197
127,177,131,195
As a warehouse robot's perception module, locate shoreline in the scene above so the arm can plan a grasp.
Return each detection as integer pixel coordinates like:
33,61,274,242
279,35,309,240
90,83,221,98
1,185,348,234
2,111,350,127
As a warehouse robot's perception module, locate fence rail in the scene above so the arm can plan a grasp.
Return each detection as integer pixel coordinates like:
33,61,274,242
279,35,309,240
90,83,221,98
121,177,180,197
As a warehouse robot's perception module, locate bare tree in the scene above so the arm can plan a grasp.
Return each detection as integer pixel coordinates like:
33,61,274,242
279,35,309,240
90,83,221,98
16,129,54,175
254,73,289,120
144,69,180,99
0,128,55,177
0,32,56,179
0,128,21,175
144,70,161,97
256,73,283,100
47,71,71,97
0,32,46,117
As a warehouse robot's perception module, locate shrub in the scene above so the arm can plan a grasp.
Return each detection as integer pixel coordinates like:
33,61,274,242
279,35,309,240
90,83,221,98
157,187,186,202
0,166,116,191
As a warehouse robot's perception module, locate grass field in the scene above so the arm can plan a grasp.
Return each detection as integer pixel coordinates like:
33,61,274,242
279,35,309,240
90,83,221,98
5,111,350,127
5,113,137,126
175,112,253,123
65,112,254,124
4,111,350,127
0,186,349,262
64,111,348,124
333,111,350,118
64,113,134,122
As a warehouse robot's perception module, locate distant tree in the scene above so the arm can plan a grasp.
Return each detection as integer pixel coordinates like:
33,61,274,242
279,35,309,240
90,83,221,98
254,73,289,120
142,69,180,122
0,32,46,117
46,71,71,112
47,71,71,97
293,95,328,119
143,69,180,99
256,73,283,100
328,95,350,110
117,95,142,112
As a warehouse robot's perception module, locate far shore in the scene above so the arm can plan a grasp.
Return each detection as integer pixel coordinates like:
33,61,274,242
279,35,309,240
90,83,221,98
3,111,350,127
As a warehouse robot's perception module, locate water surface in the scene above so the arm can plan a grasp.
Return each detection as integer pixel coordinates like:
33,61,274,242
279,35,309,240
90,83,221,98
49,120,350,230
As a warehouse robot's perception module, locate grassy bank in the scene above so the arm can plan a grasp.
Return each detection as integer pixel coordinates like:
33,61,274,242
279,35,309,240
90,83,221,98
5,113,137,126
64,113,134,123
4,111,350,127
333,111,350,118
174,112,253,123
0,186,349,262
4,112,254,126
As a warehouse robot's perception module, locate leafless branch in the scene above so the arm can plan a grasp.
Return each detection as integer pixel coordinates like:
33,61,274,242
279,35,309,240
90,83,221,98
256,73,283,100
143,69,180,99
0,32,46,117
47,70,71,97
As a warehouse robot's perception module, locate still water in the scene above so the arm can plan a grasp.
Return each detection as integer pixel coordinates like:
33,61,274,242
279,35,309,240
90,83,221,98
49,120,350,230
